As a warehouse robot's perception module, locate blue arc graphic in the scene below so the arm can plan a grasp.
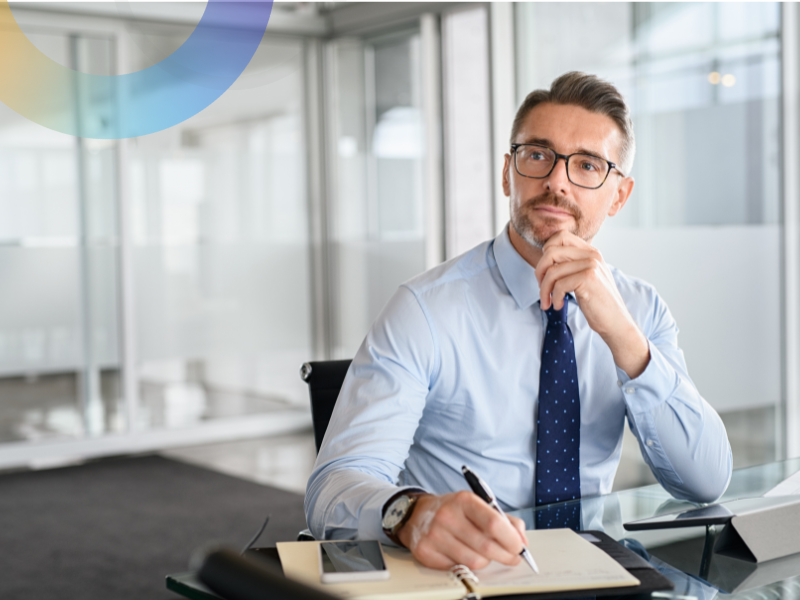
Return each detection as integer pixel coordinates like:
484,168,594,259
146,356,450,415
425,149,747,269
0,0,274,139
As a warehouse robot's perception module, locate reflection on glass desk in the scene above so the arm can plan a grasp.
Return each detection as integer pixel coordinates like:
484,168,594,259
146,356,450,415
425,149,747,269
509,459,800,600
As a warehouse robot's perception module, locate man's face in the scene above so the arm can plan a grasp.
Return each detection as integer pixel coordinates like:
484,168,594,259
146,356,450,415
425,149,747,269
502,102,634,248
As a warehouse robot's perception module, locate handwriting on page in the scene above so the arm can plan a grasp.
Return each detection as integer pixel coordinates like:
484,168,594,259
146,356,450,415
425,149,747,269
476,560,627,588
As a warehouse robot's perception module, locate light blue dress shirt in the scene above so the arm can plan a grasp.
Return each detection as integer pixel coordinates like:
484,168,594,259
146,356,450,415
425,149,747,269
305,226,732,543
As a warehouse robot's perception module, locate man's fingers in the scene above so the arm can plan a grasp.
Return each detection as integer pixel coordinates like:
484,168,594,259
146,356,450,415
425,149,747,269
549,272,587,310
461,495,526,564
535,245,597,285
404,495,482,569
507,515,528,546
449,514,523,566
412,540,464,571
539,259,597,309
416,509,498,570
403,492,526,570
437,529,492,571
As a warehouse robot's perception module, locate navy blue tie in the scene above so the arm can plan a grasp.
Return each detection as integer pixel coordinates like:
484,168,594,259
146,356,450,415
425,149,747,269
535,300,581,528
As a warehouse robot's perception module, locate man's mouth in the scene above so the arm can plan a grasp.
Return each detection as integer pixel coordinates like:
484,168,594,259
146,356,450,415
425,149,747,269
525,192,582,221
534,205,574,218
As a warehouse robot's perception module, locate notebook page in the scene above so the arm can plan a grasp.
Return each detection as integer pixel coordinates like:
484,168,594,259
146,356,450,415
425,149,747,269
475,529,639,596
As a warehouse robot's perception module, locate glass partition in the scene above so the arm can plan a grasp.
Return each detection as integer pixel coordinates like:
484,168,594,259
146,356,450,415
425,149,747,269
0,9,314,453
127,30,312,429
441,6,494,258
0,30,123,443
326,30,429,359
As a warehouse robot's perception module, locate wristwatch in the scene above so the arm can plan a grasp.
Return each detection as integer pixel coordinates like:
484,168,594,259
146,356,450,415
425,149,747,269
381,491,426,546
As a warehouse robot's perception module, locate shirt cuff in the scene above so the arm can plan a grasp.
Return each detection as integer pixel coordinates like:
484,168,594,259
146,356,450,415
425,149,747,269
615,340,684,488
359,486,428,546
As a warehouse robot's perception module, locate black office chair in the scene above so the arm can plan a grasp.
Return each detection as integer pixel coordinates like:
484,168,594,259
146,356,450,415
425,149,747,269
300,359,352,454
297,359,352,542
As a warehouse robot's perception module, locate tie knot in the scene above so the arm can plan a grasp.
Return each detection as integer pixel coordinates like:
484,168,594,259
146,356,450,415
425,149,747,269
545,301,568,324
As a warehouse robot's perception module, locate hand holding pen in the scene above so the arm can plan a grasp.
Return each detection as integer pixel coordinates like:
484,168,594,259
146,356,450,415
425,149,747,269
461,465,539,573
395,488,532,571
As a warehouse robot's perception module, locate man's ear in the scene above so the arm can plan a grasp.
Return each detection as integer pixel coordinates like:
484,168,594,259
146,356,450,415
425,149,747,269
502,154,512,197
608,176,634,217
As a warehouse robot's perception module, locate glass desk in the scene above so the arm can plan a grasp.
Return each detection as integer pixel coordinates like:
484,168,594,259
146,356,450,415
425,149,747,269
510,458,800,600
168,460,800,600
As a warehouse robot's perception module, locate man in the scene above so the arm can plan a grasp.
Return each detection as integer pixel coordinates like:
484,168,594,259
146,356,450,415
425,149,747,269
305,72,732,572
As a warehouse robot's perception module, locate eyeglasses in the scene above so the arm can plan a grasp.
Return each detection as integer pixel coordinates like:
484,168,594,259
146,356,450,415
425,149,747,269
510,143,623,190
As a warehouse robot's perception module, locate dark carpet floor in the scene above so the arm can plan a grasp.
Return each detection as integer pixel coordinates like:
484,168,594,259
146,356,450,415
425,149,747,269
0,454,308,600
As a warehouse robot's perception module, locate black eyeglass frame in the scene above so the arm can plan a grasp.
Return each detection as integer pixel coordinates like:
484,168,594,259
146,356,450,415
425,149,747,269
510,143,625,190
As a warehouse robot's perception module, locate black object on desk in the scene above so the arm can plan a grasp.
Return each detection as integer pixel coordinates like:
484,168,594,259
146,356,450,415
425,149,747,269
624,495,800,563
166,531,673,600
192,547,340,600
623,496,800,531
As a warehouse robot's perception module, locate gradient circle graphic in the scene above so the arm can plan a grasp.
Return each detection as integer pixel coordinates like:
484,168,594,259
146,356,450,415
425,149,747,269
0,0,273,139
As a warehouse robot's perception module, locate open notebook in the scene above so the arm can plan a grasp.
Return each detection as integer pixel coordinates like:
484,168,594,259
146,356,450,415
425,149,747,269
277,529,640,600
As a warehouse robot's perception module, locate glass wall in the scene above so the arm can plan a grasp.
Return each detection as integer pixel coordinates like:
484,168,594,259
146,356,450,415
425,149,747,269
0,7,313,453
441,7,495,258
0,29,123,443
325,30,430,358
516,2,782,475
126,27,312,429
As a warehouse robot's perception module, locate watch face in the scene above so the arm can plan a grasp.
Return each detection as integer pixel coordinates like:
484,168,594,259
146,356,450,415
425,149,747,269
383,495,413,530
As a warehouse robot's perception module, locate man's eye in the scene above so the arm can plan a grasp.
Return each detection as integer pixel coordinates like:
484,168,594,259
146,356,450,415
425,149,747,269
529,151,546,161
579,160,599,171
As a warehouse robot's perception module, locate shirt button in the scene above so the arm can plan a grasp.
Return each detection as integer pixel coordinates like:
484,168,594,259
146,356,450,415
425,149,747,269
625,387,635,394
617,380,622,387
646,439,654,447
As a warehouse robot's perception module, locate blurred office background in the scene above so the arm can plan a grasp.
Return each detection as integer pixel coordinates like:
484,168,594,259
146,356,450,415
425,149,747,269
2,1,799,494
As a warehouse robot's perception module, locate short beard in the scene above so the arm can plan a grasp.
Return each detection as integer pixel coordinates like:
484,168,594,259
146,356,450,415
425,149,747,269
510,191,584,249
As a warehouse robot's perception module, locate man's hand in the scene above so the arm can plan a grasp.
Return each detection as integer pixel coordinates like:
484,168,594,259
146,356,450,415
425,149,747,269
396,492,528,571
535,231,650,378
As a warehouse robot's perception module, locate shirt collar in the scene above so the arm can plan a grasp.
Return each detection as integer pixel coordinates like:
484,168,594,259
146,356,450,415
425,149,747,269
493,224,542,311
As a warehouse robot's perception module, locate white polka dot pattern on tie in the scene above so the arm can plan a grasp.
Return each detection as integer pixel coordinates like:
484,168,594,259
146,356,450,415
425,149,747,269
536,301,581,508
534,501,581,530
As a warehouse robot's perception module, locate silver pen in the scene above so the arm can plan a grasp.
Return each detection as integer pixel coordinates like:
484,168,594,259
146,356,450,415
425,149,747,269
461,465,539,574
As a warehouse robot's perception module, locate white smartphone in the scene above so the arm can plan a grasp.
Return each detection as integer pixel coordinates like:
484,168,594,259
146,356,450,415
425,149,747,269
318,540,390,583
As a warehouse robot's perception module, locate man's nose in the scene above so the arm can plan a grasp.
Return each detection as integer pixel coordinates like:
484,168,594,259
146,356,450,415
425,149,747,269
544,156,571,195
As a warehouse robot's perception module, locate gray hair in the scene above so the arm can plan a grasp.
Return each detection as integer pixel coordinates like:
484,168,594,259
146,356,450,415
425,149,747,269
510,72,635,175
